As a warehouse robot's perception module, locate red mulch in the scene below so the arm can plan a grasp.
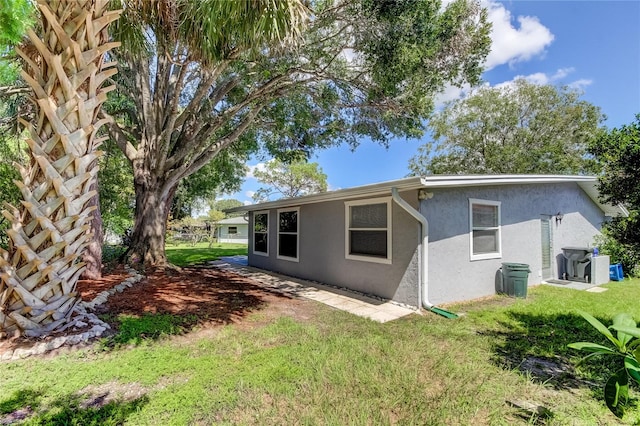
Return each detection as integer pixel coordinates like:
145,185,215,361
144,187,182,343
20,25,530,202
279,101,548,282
0,266,314,358
77,266,297,325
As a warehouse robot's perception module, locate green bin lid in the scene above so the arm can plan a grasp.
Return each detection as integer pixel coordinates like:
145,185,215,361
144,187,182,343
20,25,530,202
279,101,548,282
502,262,530,269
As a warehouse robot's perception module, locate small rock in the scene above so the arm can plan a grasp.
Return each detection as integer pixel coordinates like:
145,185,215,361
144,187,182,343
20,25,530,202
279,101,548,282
46,337,66,351
32,344,48,355
12,348,31,359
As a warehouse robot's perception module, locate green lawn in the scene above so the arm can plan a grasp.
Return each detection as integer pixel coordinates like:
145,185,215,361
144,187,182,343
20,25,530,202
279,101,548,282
2,272,639,424
165,242,247,267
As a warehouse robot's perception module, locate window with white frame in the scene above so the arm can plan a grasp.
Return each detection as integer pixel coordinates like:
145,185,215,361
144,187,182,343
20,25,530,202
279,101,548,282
253,211,269,256
277,208,299,261
345,198,392,264
228,226,238,234
469,198,501,260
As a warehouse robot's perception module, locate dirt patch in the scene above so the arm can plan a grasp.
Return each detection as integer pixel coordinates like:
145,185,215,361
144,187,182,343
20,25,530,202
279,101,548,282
77,381,148,409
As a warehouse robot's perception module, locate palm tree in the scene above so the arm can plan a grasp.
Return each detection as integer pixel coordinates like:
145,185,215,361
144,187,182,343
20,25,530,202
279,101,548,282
0,0,120,337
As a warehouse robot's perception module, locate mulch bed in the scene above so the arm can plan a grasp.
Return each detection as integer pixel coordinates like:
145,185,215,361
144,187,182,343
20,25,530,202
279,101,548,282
1,266,313,358
78,266,294,325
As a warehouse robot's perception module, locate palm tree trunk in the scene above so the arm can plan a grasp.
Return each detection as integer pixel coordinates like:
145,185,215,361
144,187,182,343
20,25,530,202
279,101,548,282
0,0,120,338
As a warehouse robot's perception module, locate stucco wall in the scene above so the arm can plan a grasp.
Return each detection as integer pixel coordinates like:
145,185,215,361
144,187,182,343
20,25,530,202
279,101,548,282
247,190,421,305
217,224,249,244
421,182,605,305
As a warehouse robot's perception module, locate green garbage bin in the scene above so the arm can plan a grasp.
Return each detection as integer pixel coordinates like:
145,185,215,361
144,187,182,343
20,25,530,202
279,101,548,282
501,263,531,298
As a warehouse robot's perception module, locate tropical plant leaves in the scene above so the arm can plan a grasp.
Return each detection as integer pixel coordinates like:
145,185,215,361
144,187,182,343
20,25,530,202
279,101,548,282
576,310,621,349
625,356,640,384
567,342,616,355
569,311,640,419
612,313,637,348
604,369,629,418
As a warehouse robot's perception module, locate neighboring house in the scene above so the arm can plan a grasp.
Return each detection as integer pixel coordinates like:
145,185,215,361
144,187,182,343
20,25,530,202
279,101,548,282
227,175,627,308
216,216,249,244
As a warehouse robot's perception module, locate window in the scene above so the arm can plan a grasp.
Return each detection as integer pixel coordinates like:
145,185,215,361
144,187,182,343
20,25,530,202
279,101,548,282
253,211,269,256
345,198,392,264
469,198,501,260
277,208,299,261
228,226,238,234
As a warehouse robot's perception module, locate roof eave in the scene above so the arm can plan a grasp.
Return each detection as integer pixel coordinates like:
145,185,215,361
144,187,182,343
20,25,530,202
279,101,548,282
227,174,627,218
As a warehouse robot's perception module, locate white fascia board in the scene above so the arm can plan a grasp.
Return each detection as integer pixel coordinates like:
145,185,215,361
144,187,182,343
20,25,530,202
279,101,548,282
225,177,427,212
227,174,627,217
420,174,597,188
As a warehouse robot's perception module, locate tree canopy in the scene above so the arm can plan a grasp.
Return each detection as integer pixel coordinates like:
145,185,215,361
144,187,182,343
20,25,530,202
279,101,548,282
408,79,605,176
589,114,640,275
102,0,491,265
253,160,328,202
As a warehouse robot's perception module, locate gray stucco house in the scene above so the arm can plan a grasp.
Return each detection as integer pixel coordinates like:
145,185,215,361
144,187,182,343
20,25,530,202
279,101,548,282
228,175,626,308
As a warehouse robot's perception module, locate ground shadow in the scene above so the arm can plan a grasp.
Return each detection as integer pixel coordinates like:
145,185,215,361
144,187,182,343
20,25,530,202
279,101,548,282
480,310,640,419
0,388,148,425
481,311,627,390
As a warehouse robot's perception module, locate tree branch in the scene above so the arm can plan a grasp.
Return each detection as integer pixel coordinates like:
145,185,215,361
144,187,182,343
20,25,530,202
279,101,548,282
99,110,138,162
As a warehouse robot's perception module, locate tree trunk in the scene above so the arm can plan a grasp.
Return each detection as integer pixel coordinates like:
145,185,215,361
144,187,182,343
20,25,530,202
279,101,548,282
81,182,103,280
127,178,177,267
0,0,120,337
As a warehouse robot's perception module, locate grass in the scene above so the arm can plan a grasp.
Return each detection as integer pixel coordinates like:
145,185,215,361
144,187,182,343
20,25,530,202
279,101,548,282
2,275,640,424
165,242,247,267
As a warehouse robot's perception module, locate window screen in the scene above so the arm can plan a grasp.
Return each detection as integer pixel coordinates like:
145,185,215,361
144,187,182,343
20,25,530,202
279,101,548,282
346,199,391,262
470,200,501,259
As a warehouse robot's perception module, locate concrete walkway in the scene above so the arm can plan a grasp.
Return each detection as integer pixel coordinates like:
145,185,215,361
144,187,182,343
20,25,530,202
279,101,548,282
212,257,416,323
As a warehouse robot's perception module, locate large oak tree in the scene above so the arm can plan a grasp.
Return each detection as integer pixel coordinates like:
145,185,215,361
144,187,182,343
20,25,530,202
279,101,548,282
106,0,491,266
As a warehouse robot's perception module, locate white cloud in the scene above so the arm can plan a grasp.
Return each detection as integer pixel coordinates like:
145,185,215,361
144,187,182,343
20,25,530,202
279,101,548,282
434,2,555,106
494,68,591,90
245,161,270,179
568,79,593,91
484,1,554,70
245,190,255,199
435,83,473,107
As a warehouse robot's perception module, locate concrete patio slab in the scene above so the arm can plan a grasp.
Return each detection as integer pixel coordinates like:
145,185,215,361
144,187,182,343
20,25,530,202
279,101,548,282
542,279,606,291
585,286,608,293
208,258,416,323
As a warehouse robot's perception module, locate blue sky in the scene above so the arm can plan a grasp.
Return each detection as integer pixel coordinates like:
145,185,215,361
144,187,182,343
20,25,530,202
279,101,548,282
228,0,640,206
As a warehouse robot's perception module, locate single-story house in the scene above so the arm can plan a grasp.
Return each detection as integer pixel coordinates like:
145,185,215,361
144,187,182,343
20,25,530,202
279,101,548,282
227,175,627,308
216,216,249,244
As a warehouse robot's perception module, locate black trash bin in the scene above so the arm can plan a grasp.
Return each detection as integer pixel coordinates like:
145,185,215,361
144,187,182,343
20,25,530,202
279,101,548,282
501,262,531,298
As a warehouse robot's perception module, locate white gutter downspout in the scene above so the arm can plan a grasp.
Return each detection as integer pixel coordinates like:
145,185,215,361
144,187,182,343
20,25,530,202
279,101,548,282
391,188,432,310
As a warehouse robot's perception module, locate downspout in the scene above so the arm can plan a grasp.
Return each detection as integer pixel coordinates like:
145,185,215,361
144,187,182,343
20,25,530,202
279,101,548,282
391,188,458,319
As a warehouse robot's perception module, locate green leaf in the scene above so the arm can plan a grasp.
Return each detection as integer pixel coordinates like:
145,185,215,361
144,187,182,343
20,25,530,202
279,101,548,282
567,342,616,355
577,310,621,349
610,325,640,339
625,356,640,384
604,369,629,418
612,313,637,347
